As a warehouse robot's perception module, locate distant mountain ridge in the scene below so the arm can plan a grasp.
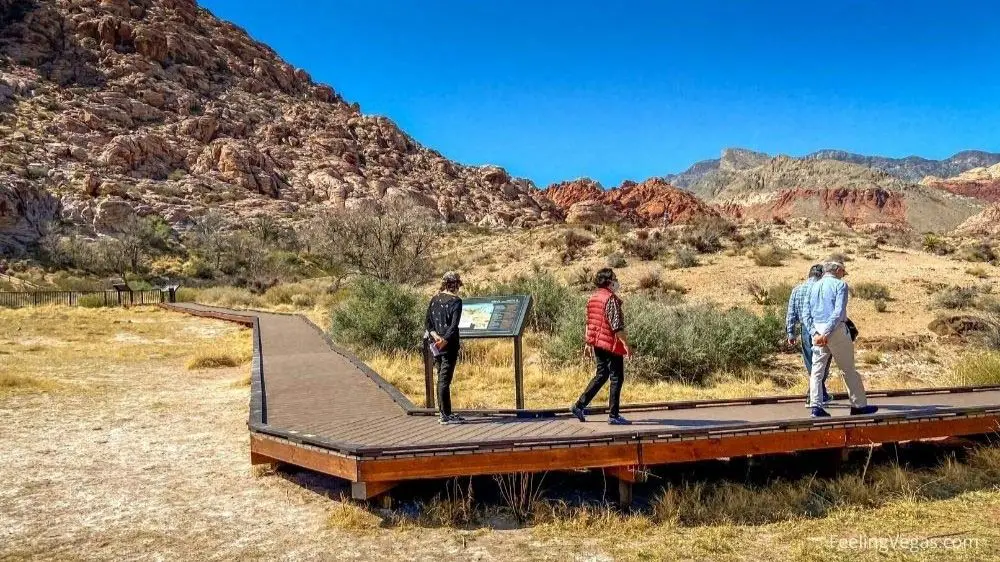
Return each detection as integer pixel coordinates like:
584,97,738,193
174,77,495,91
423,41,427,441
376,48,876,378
665,148,1000,196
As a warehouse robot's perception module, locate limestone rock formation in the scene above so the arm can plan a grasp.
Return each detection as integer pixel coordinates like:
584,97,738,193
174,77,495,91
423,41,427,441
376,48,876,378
955,203,1000,237
545,178,723,227
706,156,981,232
0,0,560,253
666,147,1000,195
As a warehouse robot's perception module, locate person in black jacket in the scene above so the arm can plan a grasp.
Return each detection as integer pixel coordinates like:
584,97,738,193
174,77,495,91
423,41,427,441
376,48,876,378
425,271,464,424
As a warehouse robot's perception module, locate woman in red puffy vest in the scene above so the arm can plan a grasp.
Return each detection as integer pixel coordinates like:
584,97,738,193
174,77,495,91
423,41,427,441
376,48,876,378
570,268,631,425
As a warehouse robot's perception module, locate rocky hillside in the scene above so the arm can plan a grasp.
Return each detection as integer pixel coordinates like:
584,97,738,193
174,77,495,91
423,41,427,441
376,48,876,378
0,0,560,253
544,177,722,227
709,156,982,232
955,204,1000,237
667,148,1000,198
921,163,1000,203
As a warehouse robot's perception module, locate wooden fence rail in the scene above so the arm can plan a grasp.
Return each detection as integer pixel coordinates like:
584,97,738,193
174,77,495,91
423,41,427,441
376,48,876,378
0,290,173,308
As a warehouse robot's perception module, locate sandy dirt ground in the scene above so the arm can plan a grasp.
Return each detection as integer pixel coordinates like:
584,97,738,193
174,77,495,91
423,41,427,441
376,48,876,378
0,309,602,561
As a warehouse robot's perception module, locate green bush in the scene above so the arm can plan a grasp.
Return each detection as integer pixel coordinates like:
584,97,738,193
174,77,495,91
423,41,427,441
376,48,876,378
475,271,577,333
331,278,423,353
547,300,783,383
851,282,891,301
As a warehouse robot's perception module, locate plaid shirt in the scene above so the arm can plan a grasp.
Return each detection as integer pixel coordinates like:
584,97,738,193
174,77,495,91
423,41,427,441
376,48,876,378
605,294,625,332
785,279,815,338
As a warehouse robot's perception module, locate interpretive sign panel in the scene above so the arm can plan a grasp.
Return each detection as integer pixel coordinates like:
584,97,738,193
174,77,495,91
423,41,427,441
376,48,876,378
457,295,532,338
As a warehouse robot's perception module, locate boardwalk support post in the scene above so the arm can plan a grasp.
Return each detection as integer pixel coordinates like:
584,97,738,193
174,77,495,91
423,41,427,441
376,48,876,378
606,465,645,507
351,480,397,502
514,336,525,410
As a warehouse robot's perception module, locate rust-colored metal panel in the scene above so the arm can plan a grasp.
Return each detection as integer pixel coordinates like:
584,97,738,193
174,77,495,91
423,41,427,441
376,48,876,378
641,429,847,464
846,416,1000,445
250,434,359,481
358,443,640,481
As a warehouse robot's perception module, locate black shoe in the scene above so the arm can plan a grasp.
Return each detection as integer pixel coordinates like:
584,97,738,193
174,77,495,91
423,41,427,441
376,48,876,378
811,407,831,418
822,389,832,403
570,405,586,422
608,415,631,425
439,414,464,425
850,405,878,416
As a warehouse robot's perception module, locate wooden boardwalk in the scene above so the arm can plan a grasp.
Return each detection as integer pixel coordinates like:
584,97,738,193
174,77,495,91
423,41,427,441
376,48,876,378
164,303,1000,502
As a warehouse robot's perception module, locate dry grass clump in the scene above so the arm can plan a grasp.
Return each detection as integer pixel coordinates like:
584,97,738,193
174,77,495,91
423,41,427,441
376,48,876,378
948,352,1000,386
185,337,252,370
195,286,263,308
326,501,383,532
0,370,62,396
750,244,787,267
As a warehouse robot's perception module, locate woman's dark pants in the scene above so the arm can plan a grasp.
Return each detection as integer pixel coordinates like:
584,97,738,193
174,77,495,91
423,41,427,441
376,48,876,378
575,348,624,417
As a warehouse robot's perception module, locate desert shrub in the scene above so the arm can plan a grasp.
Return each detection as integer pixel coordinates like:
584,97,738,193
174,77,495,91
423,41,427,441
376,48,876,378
673,246,700,268
680,216,734,254
331,278,423,353
804,234,821,245
933,286,979,310
746,282,794,306
605,252,627,268
306,205,436,284
637,269,662,291
547,300,782,383
959,242,997,263
570,267,593,289
559,230,594,264
851,282,891,301
167,169,187,181
967,266,990,279
874,298,888,313
477,271,578,333
622,236,668,261
950,352,1000,386
733,226,774,250
750,245,786,267
922,233,953,255
181,257,214,279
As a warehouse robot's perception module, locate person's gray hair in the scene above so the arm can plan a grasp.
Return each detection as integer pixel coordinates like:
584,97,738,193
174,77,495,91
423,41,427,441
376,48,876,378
823,261,844,273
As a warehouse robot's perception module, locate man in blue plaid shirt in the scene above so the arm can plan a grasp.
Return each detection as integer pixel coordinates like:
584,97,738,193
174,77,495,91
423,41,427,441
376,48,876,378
786,264,830,406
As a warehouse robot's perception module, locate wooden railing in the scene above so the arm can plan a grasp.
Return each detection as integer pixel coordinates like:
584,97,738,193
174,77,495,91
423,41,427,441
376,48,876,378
0,289,174,308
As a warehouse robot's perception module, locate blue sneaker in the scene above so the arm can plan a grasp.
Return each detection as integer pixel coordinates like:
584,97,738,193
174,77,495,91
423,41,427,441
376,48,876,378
608,415,631,425
850,405,879,416
811,407,831,418
569,405,586,422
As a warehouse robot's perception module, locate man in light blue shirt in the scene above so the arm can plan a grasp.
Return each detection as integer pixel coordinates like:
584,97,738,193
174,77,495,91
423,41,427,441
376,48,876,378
786,264,830,406
803,258,878,418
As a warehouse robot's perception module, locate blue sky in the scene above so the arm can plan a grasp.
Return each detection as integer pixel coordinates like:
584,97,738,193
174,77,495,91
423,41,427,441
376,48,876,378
200,0,1000,187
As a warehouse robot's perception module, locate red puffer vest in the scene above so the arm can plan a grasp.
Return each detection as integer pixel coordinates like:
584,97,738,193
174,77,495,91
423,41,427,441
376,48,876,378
585,288,627,356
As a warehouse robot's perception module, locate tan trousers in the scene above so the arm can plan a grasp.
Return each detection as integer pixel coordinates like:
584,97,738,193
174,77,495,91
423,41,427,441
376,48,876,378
810,323,868,408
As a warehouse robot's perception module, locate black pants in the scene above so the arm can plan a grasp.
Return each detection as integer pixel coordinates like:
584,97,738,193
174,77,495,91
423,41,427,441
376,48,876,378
435,348,459,416
575,348,624,417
